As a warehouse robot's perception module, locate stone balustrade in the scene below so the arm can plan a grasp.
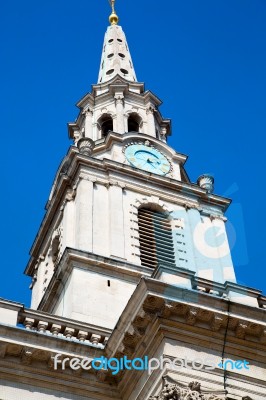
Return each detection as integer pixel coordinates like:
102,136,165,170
191,277,226,297
193,276,265,308
153,264,265,308
16,307,111,347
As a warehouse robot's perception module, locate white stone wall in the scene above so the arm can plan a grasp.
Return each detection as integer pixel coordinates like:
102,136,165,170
52,267,135,329
51,271,73,318
31,252,54,309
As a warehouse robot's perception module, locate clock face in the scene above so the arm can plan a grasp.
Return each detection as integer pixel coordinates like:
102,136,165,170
125,144,171,176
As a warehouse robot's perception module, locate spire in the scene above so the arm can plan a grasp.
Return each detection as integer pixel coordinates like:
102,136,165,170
98,2,137,84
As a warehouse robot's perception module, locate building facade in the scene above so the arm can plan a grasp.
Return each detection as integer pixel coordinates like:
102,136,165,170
0,3,265,400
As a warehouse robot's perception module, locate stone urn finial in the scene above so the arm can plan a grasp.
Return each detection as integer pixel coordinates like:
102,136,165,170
197,174,214,194
77,138,95,156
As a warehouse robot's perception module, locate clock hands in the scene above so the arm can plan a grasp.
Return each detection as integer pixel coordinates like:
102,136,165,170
135,154,160,166
147,158,160,167
135,154,160,170
126,145,170,175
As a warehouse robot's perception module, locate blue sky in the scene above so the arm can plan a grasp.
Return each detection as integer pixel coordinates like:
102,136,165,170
0,0,265,306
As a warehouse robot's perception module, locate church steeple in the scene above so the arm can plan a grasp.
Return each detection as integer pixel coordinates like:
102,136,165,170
26,2,238,329
98,2,137,84
68,3,171,142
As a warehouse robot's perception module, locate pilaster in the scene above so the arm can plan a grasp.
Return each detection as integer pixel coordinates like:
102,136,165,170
109,183,125,259
146,106,156,138
93,182,110,257
76,175,94,252
84,109,93,139
115,95,125,133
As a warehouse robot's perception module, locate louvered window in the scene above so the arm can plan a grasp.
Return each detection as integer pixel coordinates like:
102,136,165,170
138,208,175,268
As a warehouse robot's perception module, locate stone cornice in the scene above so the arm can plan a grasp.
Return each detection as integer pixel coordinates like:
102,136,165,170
94,132,184,163
91,75,145,96
142,90,163,107
0,298,23,312
1,279,265,396
76,91,95,109
106,277,266,360
0,324,118,398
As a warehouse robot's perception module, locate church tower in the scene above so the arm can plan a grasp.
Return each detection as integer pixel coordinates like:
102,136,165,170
26,2,238,331
1,3,265,400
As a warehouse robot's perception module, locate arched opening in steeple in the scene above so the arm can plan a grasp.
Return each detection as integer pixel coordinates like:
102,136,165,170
98,114,113,137
127,113,141,132
137,206,175,269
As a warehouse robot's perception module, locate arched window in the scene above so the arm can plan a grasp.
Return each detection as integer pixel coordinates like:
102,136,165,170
138,207,175,268
98,114,113,137
128,113,141,132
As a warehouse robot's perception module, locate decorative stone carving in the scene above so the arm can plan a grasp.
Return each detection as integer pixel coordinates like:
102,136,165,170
143,295,165,314
160,127,168,142
50,227,63,263
172,303,188,316
77,137,95,156
211,315,226,332
65,187,76,202
114,95,124,106
21,347,33,365
146,106,156,115
149,376,227,400
186,307,198,326
197,174,214,194
159,303,174,318
73,129,81,144
235,322,248,339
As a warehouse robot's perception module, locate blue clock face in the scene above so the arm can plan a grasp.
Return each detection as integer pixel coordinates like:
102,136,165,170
125,144,171,175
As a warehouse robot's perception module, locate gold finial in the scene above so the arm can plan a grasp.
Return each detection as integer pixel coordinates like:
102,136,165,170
109,0,119,25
